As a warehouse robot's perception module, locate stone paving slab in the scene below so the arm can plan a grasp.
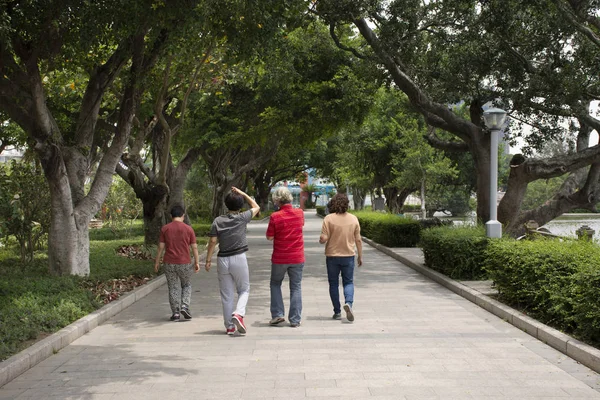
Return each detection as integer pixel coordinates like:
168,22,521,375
1,210,600,399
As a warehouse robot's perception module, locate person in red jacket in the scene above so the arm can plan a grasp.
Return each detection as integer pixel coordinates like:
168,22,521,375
266,187,305,327
154,205,200,321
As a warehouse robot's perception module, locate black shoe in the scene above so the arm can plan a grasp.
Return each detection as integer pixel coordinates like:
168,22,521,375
181,308,192,320
170,313,180,321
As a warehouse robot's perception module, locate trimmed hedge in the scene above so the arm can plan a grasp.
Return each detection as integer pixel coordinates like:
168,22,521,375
420,226,488,279
352,211,421,247
485,239,600,344
316,206,326,217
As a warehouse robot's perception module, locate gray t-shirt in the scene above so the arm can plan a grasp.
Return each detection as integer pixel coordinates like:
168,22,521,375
208,210,253,257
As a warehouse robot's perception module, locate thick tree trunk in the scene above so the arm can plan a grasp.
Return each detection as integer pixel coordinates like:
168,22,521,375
211,185,228,218
142,187,169,246
46,171,91,275
471,136,491,224
48,216,90,276
140,179,191,246
352,187,366,210
254,179,271,211
119,146,200,245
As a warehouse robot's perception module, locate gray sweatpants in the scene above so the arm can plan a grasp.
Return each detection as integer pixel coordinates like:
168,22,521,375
217,253,250,329
163,263,194,313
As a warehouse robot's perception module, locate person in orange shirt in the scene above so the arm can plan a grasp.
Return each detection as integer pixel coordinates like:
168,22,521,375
319,194,363,322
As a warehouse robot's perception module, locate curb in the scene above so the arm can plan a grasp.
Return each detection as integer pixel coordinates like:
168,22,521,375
0,274,166,388
362,237,600,374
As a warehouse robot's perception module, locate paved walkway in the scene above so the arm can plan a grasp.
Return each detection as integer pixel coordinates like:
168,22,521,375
2,210,600,399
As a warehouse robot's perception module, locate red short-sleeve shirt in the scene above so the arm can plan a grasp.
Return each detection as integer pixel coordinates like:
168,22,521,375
159,221,196,264
266,204,305,264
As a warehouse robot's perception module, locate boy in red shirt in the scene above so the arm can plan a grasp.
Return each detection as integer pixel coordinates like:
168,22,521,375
154,205,200,321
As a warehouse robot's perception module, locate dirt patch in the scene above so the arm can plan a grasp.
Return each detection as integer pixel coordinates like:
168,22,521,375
115,244,154,260
83,276,153,304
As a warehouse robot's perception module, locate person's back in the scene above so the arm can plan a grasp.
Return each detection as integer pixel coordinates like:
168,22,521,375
322,212,360,257
161,221,196,263
266,187,305,327
269,205,304,264
154,205,199,321
206,187,260,335
319,194,362,322
210,212,252,257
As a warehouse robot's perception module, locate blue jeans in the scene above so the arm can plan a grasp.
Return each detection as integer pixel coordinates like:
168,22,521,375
326,256,355,314
270,263,304,324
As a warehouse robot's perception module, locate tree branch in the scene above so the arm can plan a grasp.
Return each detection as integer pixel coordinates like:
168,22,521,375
75,39,133,148
425,128,469,152
518,143,600,181
329,23,367,59
353,18,477,143
554,0,600,49
77,31,148,219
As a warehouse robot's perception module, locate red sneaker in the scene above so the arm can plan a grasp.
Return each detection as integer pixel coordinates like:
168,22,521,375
232,314,247,334
226,326,235,335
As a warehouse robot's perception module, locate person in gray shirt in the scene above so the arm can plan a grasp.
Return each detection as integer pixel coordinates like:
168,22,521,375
206,187,260,335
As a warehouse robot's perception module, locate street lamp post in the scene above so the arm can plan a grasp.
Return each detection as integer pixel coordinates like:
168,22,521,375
482,107,507,239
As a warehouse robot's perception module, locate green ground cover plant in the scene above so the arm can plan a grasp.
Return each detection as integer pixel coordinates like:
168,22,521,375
0,221,208,361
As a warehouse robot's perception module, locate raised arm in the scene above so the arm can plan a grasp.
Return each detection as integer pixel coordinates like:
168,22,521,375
232,186,260,217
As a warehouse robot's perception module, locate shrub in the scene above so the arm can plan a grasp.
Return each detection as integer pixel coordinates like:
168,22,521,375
316,206,326,216
192,223,212,237
485,239,600,338
420,225,488,279
573,261,600,344
99,179,142,238
352,211,421,247
418,217,453,230
0,161,51,262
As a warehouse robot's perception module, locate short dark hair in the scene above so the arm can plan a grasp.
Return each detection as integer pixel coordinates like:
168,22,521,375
170,205,185,218
225,193,244,211
329,194,349,214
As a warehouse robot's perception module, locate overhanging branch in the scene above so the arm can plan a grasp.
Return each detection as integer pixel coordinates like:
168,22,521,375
329,23,367,59
425,129,469,152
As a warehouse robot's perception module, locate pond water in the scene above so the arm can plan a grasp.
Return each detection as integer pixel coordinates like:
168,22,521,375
435,213,600,239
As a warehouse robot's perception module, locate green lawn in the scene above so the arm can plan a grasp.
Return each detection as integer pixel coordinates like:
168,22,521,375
0,220,208,361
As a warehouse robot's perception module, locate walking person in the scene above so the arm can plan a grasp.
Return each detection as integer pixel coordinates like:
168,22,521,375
154,205,200,321
266,187,305,328
206,187,260,335
319,193,363,321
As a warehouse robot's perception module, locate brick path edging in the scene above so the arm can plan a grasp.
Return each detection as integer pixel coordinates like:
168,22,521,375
362,236,600,374
0,274,167,387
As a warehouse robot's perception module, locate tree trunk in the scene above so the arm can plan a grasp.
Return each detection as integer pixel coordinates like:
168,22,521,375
352,187,366,210
47,184,90,275
142,187,169,246
383,188,403,213
211,185,228,218
253,173,272,211
420,179,426,220
471,137,491,224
